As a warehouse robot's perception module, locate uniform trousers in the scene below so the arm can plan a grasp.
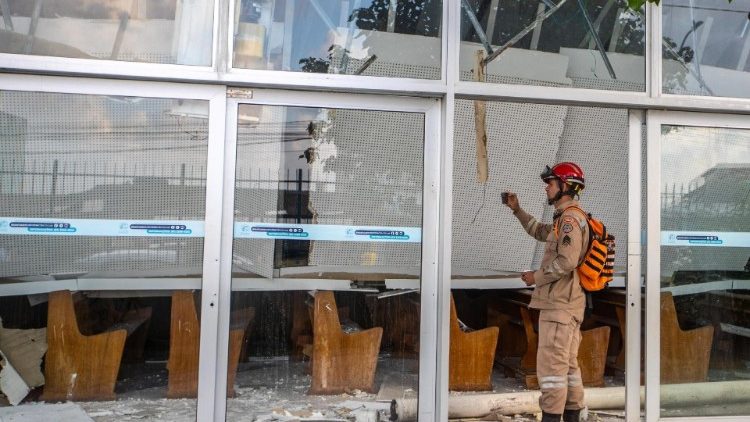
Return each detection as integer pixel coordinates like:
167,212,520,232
536,308,585,414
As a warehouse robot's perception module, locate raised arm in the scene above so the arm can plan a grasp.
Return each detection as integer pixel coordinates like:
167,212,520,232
504,192,551,241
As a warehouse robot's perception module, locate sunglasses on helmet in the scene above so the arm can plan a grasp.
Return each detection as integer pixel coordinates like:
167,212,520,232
540,165,556,181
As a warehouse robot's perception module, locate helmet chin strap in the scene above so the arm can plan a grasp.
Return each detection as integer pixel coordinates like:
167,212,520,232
548,180,565,205
548,180,579,205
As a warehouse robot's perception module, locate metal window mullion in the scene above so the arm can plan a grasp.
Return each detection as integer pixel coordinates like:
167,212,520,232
647,1,661,98
0,73,220,99
215,0,231,73
455,80,750,114
234,88,435,112
626,110,644,422
435,0,461,418
0,54,448,95
645,110,662,422
645,111,750,129
0,54,219,82
434,93,454,422
196,88,230,422
209,94,236,422
440,0,452,85
220,70,448,94
418,98,442,422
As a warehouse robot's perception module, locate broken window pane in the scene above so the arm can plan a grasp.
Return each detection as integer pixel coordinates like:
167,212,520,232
659,125,750,418
459,0,646,92
0,0,214,65
232,0,443,79
451,100,634,420
0,91,209,418
227,104,424,420
662,0,750,99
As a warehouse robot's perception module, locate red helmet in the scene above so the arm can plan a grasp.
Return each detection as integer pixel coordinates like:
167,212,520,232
541,162,585,189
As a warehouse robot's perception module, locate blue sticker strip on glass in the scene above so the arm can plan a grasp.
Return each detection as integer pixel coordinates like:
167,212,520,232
233,222,421,242
0,217,204,237
661,231,750,248
0,218,421,242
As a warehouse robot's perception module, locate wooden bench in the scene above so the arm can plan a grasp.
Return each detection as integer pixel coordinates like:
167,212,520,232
487,297,533,371
591,290,714,384
698,290,750,370
167,290,255,398
365,292,421,358
660,291,713,384
74,296,153,364
450,294,499,391
41,290,152,401
487,289,610,389
290,291,313,361
308,291,383,395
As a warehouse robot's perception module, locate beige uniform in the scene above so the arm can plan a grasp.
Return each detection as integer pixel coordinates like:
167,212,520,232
514,198,589,414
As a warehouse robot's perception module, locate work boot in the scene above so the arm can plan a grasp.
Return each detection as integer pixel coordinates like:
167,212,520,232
563,408,581,422
541,412,562,422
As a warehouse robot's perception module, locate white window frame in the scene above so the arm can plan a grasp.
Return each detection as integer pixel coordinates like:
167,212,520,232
626,110,644,422
217,89,441,422
0,0,223,78
0,73,228,422
2,1,750,115
645,110,750,422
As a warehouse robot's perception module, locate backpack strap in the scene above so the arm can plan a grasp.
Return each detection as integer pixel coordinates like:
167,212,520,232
553,205,588,238
553,205,592,269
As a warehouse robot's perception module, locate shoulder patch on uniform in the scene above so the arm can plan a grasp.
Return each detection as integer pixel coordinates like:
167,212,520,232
562,223,573,234
562,212,585,227
562,235,571,246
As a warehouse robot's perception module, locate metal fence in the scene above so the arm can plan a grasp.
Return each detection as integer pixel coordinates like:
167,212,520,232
0,159,316,194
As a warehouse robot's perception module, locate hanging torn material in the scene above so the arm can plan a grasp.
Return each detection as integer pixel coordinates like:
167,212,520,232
474,50,489,183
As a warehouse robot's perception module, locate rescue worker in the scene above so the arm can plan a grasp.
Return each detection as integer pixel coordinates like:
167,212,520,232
503,162,589,422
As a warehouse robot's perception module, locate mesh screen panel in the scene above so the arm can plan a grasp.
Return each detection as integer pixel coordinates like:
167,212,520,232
230,106,424,277
453,99,630,276
660,126,750,279
307,109,424,268
0,92,208,278
232,106,286,278
452,99,564,274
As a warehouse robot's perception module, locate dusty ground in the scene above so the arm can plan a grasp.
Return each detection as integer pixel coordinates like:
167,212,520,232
3,356,627,421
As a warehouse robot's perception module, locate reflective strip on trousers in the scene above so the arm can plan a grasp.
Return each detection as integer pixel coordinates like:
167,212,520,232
539,375,567,390
567,374,582,387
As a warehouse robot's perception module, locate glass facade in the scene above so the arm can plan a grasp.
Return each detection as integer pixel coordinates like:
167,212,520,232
0,92,209,419
232,0,443,79
0,1,749,421
451,101,630,413
662,0,750,98
659,124,750,417
0,0,215,65
226,104,424,418
459,0,646,91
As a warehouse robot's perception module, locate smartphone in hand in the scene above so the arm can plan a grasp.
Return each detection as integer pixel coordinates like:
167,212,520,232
501,192,509,204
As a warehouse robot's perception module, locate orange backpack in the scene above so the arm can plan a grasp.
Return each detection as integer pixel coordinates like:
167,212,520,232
555,206,615,292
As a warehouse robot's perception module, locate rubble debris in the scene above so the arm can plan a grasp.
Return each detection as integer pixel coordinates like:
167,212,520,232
0,402,94,421
0,321,47,389
0,350,30,406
